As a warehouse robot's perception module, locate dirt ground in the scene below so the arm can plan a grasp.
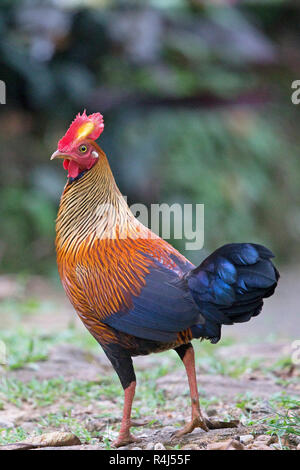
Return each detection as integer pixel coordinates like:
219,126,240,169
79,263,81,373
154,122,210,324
0,341,299,450
0,271,299,450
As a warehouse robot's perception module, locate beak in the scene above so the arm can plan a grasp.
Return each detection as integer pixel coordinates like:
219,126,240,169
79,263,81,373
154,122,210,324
50,150,70,160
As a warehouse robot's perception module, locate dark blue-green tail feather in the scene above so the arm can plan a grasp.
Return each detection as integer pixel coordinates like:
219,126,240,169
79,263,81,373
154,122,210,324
188,243,279,343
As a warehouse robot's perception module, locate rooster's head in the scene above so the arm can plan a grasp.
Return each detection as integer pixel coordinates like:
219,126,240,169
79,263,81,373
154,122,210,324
51,110,104,179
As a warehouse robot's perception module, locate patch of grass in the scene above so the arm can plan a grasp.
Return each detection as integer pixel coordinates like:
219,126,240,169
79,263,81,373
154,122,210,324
38,411,98,443
269,393,300,410
0,427,29,445
198,355,263,378
0,377,108,408
0,329,49,369
262,411,300,439
0,327,100,370
234,392,269,426
0,370,170,417
270,356,294,371
274,377,299,388
136,367,169,410
235,392,300,440
257,396,300,444
0,411,101,446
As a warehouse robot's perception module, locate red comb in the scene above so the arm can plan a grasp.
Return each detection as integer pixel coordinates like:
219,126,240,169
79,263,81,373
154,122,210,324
58,110,104,152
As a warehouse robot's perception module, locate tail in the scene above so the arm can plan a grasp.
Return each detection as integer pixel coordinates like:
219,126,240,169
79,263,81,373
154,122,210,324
188,243,279,343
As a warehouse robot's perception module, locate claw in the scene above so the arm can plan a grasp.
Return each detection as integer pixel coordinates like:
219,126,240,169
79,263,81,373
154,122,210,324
172,414,209,439
171,415,239,439
112,434,141,448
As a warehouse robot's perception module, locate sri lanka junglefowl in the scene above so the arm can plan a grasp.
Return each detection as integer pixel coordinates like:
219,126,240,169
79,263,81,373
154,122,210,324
51,111,279,447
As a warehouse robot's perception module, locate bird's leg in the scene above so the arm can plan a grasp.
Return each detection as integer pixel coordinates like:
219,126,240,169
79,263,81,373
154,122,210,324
115,380,138,447
103,345,140,448
174,343,209,437
174,343,238,437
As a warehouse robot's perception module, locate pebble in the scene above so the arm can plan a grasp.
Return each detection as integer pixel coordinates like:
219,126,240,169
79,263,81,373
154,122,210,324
255,434,277,446
163,426,176,433
131,447,142,450
145,442,155,450
206,408,217,417
297,443,300,450
239,434,254,445
154,442,166,450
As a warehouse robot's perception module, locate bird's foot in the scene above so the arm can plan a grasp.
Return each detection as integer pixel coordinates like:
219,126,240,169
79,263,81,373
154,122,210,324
172,414,209,439
112,432,141,448
172,414,239,439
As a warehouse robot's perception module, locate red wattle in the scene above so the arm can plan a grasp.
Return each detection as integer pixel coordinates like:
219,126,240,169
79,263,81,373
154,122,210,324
62,157,97,179
67,160,81,178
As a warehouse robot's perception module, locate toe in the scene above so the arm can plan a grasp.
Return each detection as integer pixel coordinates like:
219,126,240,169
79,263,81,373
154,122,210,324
172,415,208,439
113,434,141,448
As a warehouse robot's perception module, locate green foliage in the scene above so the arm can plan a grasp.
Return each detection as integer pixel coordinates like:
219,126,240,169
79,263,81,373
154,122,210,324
0,1,299,273
0,427,28,445
259,395,300,440
0,326,99,370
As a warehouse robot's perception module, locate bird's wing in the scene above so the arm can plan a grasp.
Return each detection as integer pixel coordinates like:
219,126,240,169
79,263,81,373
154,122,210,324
103,251,204,342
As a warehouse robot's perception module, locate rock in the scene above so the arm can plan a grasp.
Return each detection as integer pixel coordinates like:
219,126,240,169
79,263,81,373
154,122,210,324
163,426,176,433
206,408,217,417
132,447,142,450
254,434,277,446
281,435,300,447
254,434,269,442
240,434,254,445
207,439,244,450
154,442,166,450
297,443,300,450
145,442,155,450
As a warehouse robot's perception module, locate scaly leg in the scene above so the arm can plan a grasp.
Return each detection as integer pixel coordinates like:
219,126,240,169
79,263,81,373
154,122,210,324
174,343,238,437
174,343,208,436
103,345,140,448
114,380,139,447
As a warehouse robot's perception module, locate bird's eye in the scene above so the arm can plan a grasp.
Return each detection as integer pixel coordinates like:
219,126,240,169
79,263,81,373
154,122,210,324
79,144,88,153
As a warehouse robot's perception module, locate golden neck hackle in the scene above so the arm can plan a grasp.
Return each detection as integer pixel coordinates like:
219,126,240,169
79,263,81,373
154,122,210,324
55,145,141,255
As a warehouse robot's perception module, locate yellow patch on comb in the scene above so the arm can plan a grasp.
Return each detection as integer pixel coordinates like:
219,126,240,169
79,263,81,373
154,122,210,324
76,122,95,141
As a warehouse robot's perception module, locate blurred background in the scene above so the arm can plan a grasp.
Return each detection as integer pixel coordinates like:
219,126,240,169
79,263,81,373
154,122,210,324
0,0,299,449
0,0,299,340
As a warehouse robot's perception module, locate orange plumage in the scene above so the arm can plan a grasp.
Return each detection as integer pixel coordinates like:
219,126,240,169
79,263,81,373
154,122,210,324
56,145,193,350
